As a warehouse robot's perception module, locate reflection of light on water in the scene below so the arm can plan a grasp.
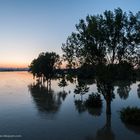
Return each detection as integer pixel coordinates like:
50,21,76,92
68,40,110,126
0,72,140,140
0,72,33,93
0,72,34,108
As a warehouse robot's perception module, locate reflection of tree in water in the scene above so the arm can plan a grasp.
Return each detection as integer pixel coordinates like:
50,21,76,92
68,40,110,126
95,80,115,140
74,99,102,117
74,79,89,101
74,92,102,116
86,114,115,140
85,78,115,140
28,82,66,118
137,84,140,98
95,114,115,140
74,99,86,114
75,72,135,139
77,66,136,139
87,107,102,117
97,81,115,115
123,124,140,135
89,71,136,140
58,75,69,101
85,93,102,116
74,75,115,117
117,81,131,100
58,76,68,91
74,78,90,114
66,74,76,84
58,91,68,101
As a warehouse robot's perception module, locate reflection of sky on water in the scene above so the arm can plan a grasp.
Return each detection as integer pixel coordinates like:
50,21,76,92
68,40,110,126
0,72,140,140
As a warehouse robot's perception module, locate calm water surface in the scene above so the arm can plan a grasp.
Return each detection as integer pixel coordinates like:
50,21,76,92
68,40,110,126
0,72,140,140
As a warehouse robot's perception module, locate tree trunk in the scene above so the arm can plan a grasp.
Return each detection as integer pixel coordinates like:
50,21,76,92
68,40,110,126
111,49,115,64
106,94,111,115
106,99,111,115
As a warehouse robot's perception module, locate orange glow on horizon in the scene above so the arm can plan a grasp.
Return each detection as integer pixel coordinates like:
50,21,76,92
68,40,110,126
0,63,29,68
0,61,67,69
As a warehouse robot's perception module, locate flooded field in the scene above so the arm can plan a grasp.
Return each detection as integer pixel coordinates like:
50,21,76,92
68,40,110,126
0,72,140,140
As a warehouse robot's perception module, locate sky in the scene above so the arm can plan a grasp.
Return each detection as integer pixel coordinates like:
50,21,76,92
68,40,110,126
0,0,140,68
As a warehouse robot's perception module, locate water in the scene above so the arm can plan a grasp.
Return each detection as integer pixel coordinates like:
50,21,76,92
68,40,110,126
0,72,140,140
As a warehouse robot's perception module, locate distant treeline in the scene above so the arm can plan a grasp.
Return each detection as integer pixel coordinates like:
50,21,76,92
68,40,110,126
0,68,29,72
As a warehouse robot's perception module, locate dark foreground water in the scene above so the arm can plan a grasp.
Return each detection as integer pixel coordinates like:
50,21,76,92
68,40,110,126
0,72,140,140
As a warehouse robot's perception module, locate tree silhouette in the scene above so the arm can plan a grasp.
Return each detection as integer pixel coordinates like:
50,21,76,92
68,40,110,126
29,52,60,84
62,8,140,67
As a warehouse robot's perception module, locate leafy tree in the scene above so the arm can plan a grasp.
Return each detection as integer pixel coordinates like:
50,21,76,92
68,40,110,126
62,8,140,67
29,52,60,82
62,33,80,68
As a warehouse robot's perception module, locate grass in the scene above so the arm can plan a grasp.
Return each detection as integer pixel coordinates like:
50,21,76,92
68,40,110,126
120,107,140,125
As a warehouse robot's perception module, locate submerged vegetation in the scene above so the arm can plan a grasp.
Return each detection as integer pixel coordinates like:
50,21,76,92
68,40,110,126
74,93,102,116
120,107,140,125
28,8,140,127
29,52,60,83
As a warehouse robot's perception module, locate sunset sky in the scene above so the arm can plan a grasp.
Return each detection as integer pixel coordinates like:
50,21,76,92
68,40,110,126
0,0,140,68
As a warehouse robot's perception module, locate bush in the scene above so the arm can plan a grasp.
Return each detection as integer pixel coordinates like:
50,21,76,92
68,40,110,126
120,107,140,125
